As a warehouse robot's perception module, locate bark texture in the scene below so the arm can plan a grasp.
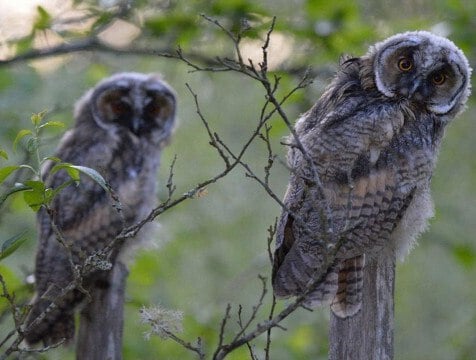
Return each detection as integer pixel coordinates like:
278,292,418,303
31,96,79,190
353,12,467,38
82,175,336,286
329,252,395,360
76,262,128,360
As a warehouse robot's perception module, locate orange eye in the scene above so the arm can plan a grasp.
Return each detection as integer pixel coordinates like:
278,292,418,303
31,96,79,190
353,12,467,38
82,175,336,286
398,57,413,72
431,72,446,85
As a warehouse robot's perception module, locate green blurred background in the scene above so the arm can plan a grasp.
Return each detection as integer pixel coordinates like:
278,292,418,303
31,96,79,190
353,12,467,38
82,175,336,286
0,0,475,359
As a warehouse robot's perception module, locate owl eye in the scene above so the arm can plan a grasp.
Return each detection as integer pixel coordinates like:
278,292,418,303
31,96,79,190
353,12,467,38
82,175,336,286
110,100,131,116
398,57,413,72
144,101,161,118
431,72,446,85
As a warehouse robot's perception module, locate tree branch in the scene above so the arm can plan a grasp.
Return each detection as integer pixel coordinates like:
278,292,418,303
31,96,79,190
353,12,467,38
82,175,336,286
0,38,217,68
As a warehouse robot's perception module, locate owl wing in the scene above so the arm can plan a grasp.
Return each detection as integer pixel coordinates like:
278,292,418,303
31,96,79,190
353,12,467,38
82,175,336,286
26,134,125,345
36,129,124,281
272,98,417,317
27,170,123,345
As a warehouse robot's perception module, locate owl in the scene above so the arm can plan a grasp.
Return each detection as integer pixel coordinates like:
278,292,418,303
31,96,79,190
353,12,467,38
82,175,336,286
24,72,176,345
272,31,471,317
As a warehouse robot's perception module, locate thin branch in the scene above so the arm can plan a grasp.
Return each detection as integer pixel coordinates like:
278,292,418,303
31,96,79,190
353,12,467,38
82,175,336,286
185,84,230,167
212,304,232,360
0,37,218,68
45,207,91,300
164,332,205,360
0,330,15,350
231,276,268,344
259,16,276,74
0,32,326,81
266,221,277,265
200,14,246,67
165,155,178,202
265,295,278,360
259,124,276,186
212,238,344,360
237,306,257,360
1,278,77,359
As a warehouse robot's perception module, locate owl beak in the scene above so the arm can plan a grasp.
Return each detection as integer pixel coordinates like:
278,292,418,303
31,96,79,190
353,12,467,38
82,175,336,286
131,118,144,135
408,78,422,98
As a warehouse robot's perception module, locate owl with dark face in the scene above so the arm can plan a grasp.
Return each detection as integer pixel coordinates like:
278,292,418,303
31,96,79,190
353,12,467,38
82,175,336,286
25,73,176,345
272,31,471,317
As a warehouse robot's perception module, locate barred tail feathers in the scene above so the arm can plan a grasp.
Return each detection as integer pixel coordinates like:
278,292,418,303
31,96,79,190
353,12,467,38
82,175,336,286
330,255,365,318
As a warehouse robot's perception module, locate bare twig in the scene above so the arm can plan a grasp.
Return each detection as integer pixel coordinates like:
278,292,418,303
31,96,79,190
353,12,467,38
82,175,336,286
259,124,275,186
237,306,258,360
0,37,218,68
212,267,330,359
230,275,268,344
265,295,278,360
185,84,231,167
212,304,232,360
266,222,277,265
165,155,178,201
200,14,247,67
164,332,206,360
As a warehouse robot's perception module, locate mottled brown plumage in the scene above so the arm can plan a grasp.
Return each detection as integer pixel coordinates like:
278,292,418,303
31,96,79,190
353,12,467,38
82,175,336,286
272,31,471,317
25,73,176,345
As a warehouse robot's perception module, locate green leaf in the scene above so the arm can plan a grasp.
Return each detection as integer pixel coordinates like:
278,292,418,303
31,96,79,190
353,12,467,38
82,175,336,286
0,147,8,160
41,156,61,165
13,129,33,151
145,14,199,44
31,114,41,126
65,167,80,182
26,137,40,153
24,180,46,193
0,265,22,292
71,165,109,192
31,110,48,127
34,6,52,31
51,163,80,181
0,231,29,261
0,183,30,207
44,187,54,204
0,166,20,184
18,164,36,173
50,164,108,191
49,179,77,202
23,180,46,211
39,120,64,129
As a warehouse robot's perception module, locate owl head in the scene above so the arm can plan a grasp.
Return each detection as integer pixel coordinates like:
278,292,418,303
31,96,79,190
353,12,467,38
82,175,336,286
75,72,176,145
367,31,471,116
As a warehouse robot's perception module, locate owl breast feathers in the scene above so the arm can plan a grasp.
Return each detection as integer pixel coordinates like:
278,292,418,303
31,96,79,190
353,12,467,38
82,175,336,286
272,31,471,317
25,73,176,345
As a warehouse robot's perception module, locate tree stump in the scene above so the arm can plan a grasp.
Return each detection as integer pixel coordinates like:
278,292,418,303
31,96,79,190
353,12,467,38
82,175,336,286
329,252,395,360
76,261,129,360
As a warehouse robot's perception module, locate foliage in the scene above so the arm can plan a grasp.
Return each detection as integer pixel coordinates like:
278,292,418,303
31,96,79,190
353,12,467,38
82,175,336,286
1,111,107,211
0,0,475,359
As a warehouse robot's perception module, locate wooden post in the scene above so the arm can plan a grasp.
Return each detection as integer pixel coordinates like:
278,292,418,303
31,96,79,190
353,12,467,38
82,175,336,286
76,261,129,360
329,252,395,360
